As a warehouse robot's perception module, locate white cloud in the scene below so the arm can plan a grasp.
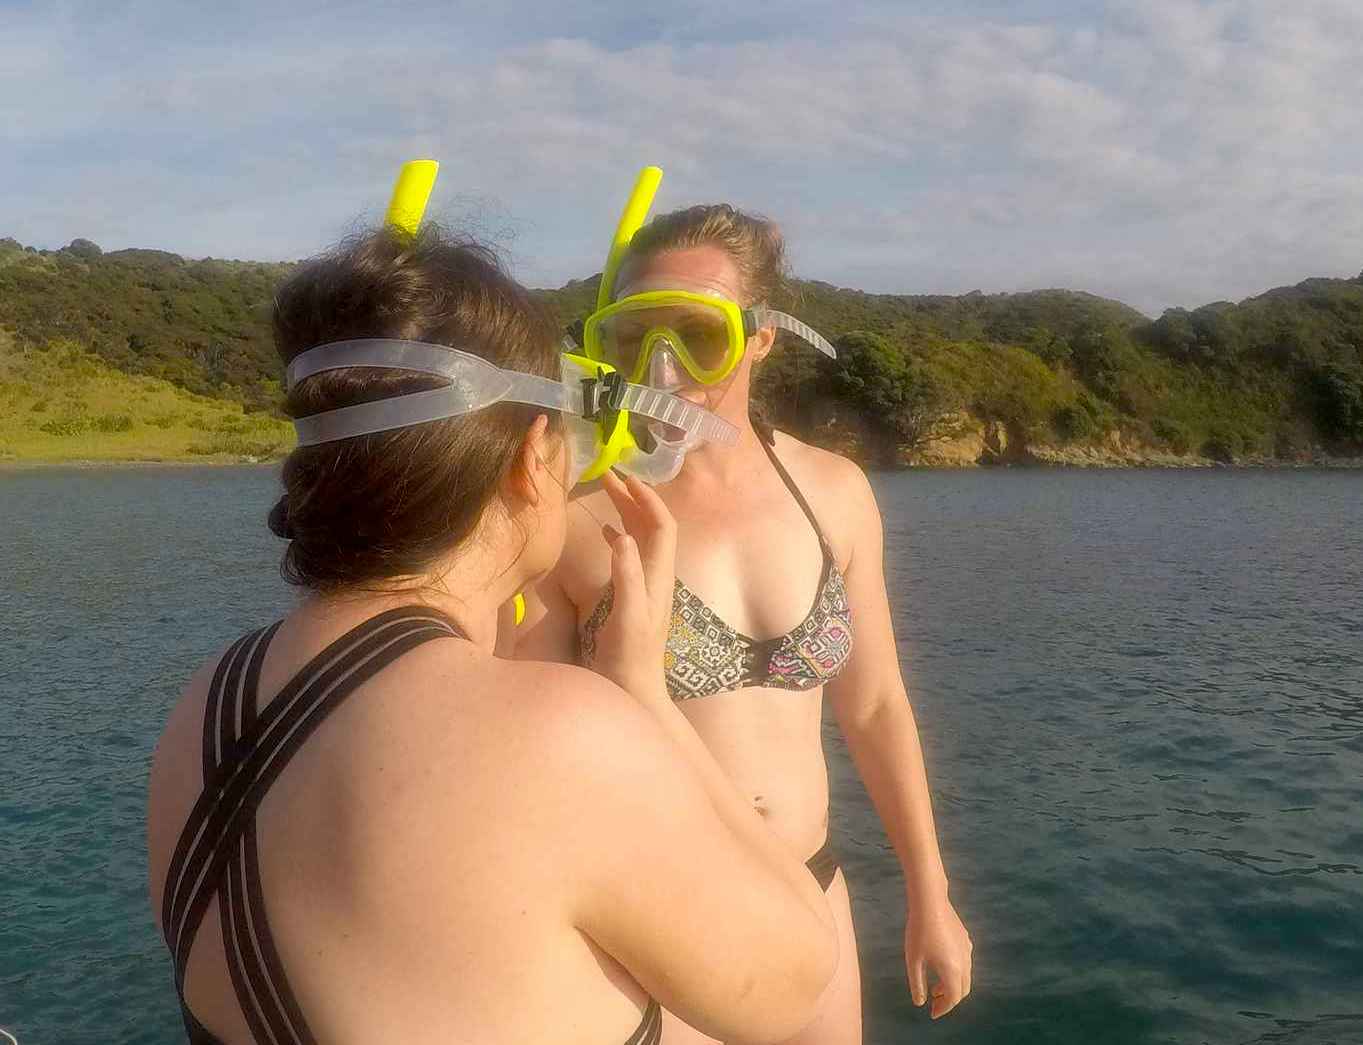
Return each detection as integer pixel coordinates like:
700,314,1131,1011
2,0,1360,314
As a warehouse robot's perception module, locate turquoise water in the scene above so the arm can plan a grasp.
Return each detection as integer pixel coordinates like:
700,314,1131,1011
2,467,1360,1044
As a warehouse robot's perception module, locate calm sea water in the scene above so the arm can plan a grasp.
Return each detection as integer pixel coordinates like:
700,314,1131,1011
1,466,1360,1045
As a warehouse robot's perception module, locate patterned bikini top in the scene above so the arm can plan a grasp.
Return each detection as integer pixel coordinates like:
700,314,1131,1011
581,426,854,702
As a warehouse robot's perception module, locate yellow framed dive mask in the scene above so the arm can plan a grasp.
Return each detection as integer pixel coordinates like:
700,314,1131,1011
582,290,837,387
585,166,838,388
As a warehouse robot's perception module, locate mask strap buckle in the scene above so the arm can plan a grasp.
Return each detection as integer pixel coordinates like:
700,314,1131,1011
580,370,626,421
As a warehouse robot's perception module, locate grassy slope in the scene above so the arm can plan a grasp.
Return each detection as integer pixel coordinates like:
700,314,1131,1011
0,337,293,463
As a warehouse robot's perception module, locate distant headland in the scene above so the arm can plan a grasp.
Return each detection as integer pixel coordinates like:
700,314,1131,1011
2,237,1360,468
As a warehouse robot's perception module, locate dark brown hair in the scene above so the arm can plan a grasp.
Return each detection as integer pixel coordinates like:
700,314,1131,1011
269,225,560,591
620,204,790,306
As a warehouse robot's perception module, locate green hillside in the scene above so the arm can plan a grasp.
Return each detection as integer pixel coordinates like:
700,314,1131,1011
0,237,287,413
0,334,291,464
2,235,1360,466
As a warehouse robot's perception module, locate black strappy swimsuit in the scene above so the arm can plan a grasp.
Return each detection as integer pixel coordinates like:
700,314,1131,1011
160,606,661,1045
580,425,855,890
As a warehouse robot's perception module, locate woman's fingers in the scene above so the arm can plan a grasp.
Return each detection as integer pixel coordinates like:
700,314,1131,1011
605,526,645,635
621,472,673,530
908,958,927,1007
930,966,967,1019
620,474,676,603
599,471,641,527
930,975,948,1018
602,472,672,542
600,471,676,616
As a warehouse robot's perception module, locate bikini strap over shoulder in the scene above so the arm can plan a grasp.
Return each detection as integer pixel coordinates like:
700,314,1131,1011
752,418,832,552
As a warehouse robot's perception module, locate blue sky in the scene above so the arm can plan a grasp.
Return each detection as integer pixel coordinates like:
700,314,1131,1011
3,0,1361,314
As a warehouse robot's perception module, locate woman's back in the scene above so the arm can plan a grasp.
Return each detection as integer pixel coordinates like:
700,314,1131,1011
148,600,665,1044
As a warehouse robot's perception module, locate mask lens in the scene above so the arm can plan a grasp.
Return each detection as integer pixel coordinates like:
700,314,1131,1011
596,312,647,376
669,304,733,375
598,300,735,381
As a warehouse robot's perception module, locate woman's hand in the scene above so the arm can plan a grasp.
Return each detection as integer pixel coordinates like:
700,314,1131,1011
905,895,972,1019
587,471,677,703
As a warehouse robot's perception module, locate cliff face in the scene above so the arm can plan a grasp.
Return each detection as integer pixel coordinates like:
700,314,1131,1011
909,415,986,467
819,413,1358,469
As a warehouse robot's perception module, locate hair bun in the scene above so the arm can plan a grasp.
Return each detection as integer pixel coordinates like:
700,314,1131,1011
268,495,298,540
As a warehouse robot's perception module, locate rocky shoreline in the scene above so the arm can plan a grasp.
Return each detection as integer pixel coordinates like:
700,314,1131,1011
4,426,1359,473
1020,445,1363,469
883,418,1363,470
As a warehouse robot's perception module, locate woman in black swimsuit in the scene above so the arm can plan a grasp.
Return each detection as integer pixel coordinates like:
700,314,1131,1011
145,226,836,1044
521,204,974,1043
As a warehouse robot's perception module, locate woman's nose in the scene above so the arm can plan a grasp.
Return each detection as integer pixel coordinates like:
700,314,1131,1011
648,341,685,390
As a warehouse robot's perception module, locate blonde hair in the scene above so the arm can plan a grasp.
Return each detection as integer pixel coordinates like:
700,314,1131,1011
621,204,790,307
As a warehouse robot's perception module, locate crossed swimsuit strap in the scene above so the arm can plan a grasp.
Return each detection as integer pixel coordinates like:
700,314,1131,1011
159,607,463,1044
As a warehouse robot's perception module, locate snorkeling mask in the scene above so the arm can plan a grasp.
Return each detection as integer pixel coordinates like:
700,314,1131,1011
585,290,837,387
283,161,738,486
285,338,737,485
581,167,838,388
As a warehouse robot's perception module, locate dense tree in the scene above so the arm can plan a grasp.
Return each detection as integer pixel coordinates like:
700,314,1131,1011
829,332,964,465
63,238,103,260
1315,363,1363,443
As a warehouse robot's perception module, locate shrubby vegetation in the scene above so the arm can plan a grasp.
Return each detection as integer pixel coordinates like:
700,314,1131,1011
0,332,291,463
0,237,287,414
2,236,1361,464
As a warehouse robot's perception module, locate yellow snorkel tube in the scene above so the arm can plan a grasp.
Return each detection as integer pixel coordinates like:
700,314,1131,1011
384,159,528,625
384,159,440,236
597,165,663,309
578,166,665,480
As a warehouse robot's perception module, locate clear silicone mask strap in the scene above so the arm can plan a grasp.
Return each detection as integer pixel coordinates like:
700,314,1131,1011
750,308,838,360
286,338,566,403
287,338,571,446
616,383,737,445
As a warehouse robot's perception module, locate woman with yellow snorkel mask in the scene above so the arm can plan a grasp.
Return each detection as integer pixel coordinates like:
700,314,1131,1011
519,169,974,1043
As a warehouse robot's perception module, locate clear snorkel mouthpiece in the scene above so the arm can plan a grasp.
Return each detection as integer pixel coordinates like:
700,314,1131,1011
616,430,690,484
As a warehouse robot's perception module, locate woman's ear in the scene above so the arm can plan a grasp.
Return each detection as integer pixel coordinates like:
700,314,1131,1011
749,326,777,364
507,413,554,507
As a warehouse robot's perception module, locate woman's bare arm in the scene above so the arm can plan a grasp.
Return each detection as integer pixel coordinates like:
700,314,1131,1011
823,459,973,1017
559,671,838,1043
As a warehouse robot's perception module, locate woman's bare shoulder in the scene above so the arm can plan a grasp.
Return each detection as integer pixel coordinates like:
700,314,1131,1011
147,641,660,876
770,430,878,543
772,429,868,490
149,646,231,785
368,650,692,856
356,642,657,773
